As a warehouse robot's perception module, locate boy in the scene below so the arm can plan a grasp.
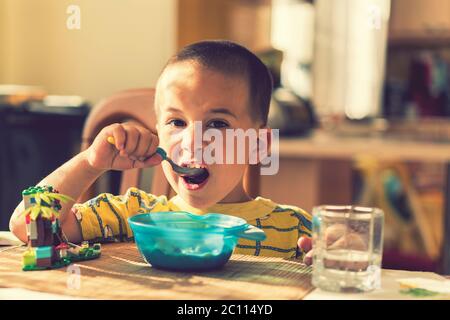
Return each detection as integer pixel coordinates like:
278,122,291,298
10,40,314,263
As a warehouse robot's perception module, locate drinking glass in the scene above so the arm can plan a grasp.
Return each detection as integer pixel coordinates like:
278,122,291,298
312,205,384,292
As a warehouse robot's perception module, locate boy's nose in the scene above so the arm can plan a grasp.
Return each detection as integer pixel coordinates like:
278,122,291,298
180,124,202,159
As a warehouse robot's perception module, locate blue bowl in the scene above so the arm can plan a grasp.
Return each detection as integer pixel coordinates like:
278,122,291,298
128,211,266,271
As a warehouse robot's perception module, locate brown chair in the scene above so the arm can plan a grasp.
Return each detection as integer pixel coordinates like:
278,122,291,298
79,88,260,202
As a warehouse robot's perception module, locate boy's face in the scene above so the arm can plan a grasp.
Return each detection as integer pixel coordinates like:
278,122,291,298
155,61,260,208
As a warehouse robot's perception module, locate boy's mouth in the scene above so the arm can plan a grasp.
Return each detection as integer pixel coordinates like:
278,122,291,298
180,163,210,190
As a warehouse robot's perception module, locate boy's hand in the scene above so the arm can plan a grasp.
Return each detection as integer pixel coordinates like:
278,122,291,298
298,236,313,265
87,123,162,171
298,224,368,266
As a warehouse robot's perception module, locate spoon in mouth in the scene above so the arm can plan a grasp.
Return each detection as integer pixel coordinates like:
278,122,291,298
106,136,206,177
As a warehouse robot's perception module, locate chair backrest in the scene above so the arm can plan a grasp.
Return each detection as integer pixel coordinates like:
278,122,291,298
79,88,260,203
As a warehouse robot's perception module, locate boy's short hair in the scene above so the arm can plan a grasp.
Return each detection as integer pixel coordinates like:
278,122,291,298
165,40,273,126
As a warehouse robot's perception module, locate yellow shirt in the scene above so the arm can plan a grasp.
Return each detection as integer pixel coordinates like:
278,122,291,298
72,187,312,259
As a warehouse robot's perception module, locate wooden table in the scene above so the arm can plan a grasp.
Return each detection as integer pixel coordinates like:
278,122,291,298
1,242,449,300
0,242,313,300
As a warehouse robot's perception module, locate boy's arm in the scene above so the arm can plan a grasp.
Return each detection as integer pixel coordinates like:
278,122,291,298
9,122,161,243
73,187,165,242
9,150,104,243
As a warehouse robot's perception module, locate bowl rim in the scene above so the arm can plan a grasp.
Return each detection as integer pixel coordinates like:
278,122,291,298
128,211,249,235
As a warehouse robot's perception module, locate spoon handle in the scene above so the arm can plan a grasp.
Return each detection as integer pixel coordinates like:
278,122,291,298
155,147,167,160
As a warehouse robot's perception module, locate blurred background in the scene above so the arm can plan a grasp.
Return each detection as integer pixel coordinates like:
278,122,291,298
1,0,450,274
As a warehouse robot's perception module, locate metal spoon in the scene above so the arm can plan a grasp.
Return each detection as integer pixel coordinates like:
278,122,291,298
107,136,206,177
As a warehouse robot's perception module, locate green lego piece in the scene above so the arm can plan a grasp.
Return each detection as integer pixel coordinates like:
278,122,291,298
22,258,71,271
22,248,36,268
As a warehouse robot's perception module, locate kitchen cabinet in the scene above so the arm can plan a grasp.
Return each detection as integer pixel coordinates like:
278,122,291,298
389,0,450,44
177,0,271,51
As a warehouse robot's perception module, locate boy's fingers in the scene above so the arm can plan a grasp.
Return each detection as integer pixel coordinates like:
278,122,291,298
328,232,368,251
325,224,347,246
134,129,152,159
145,134,160,158
122,126,140,157
298,236,313,265
297,236,312,252
135,154,163,168
303,249,313,266
111,124,126,150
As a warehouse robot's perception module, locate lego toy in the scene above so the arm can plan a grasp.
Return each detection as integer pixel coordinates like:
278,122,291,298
20,185,101,271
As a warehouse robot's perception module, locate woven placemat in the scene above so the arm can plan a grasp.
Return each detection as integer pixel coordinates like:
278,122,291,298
0,243,313,299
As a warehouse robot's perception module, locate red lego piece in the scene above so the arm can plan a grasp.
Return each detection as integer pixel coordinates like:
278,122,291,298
36,257,52,268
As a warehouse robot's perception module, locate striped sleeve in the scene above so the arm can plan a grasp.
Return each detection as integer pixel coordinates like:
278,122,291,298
288,206,312,238
72,187,163,242
236,205,312,259
291,207,312,259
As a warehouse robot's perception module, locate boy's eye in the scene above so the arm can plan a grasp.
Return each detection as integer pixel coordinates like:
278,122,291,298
167,119,186,127
206,120,229,129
